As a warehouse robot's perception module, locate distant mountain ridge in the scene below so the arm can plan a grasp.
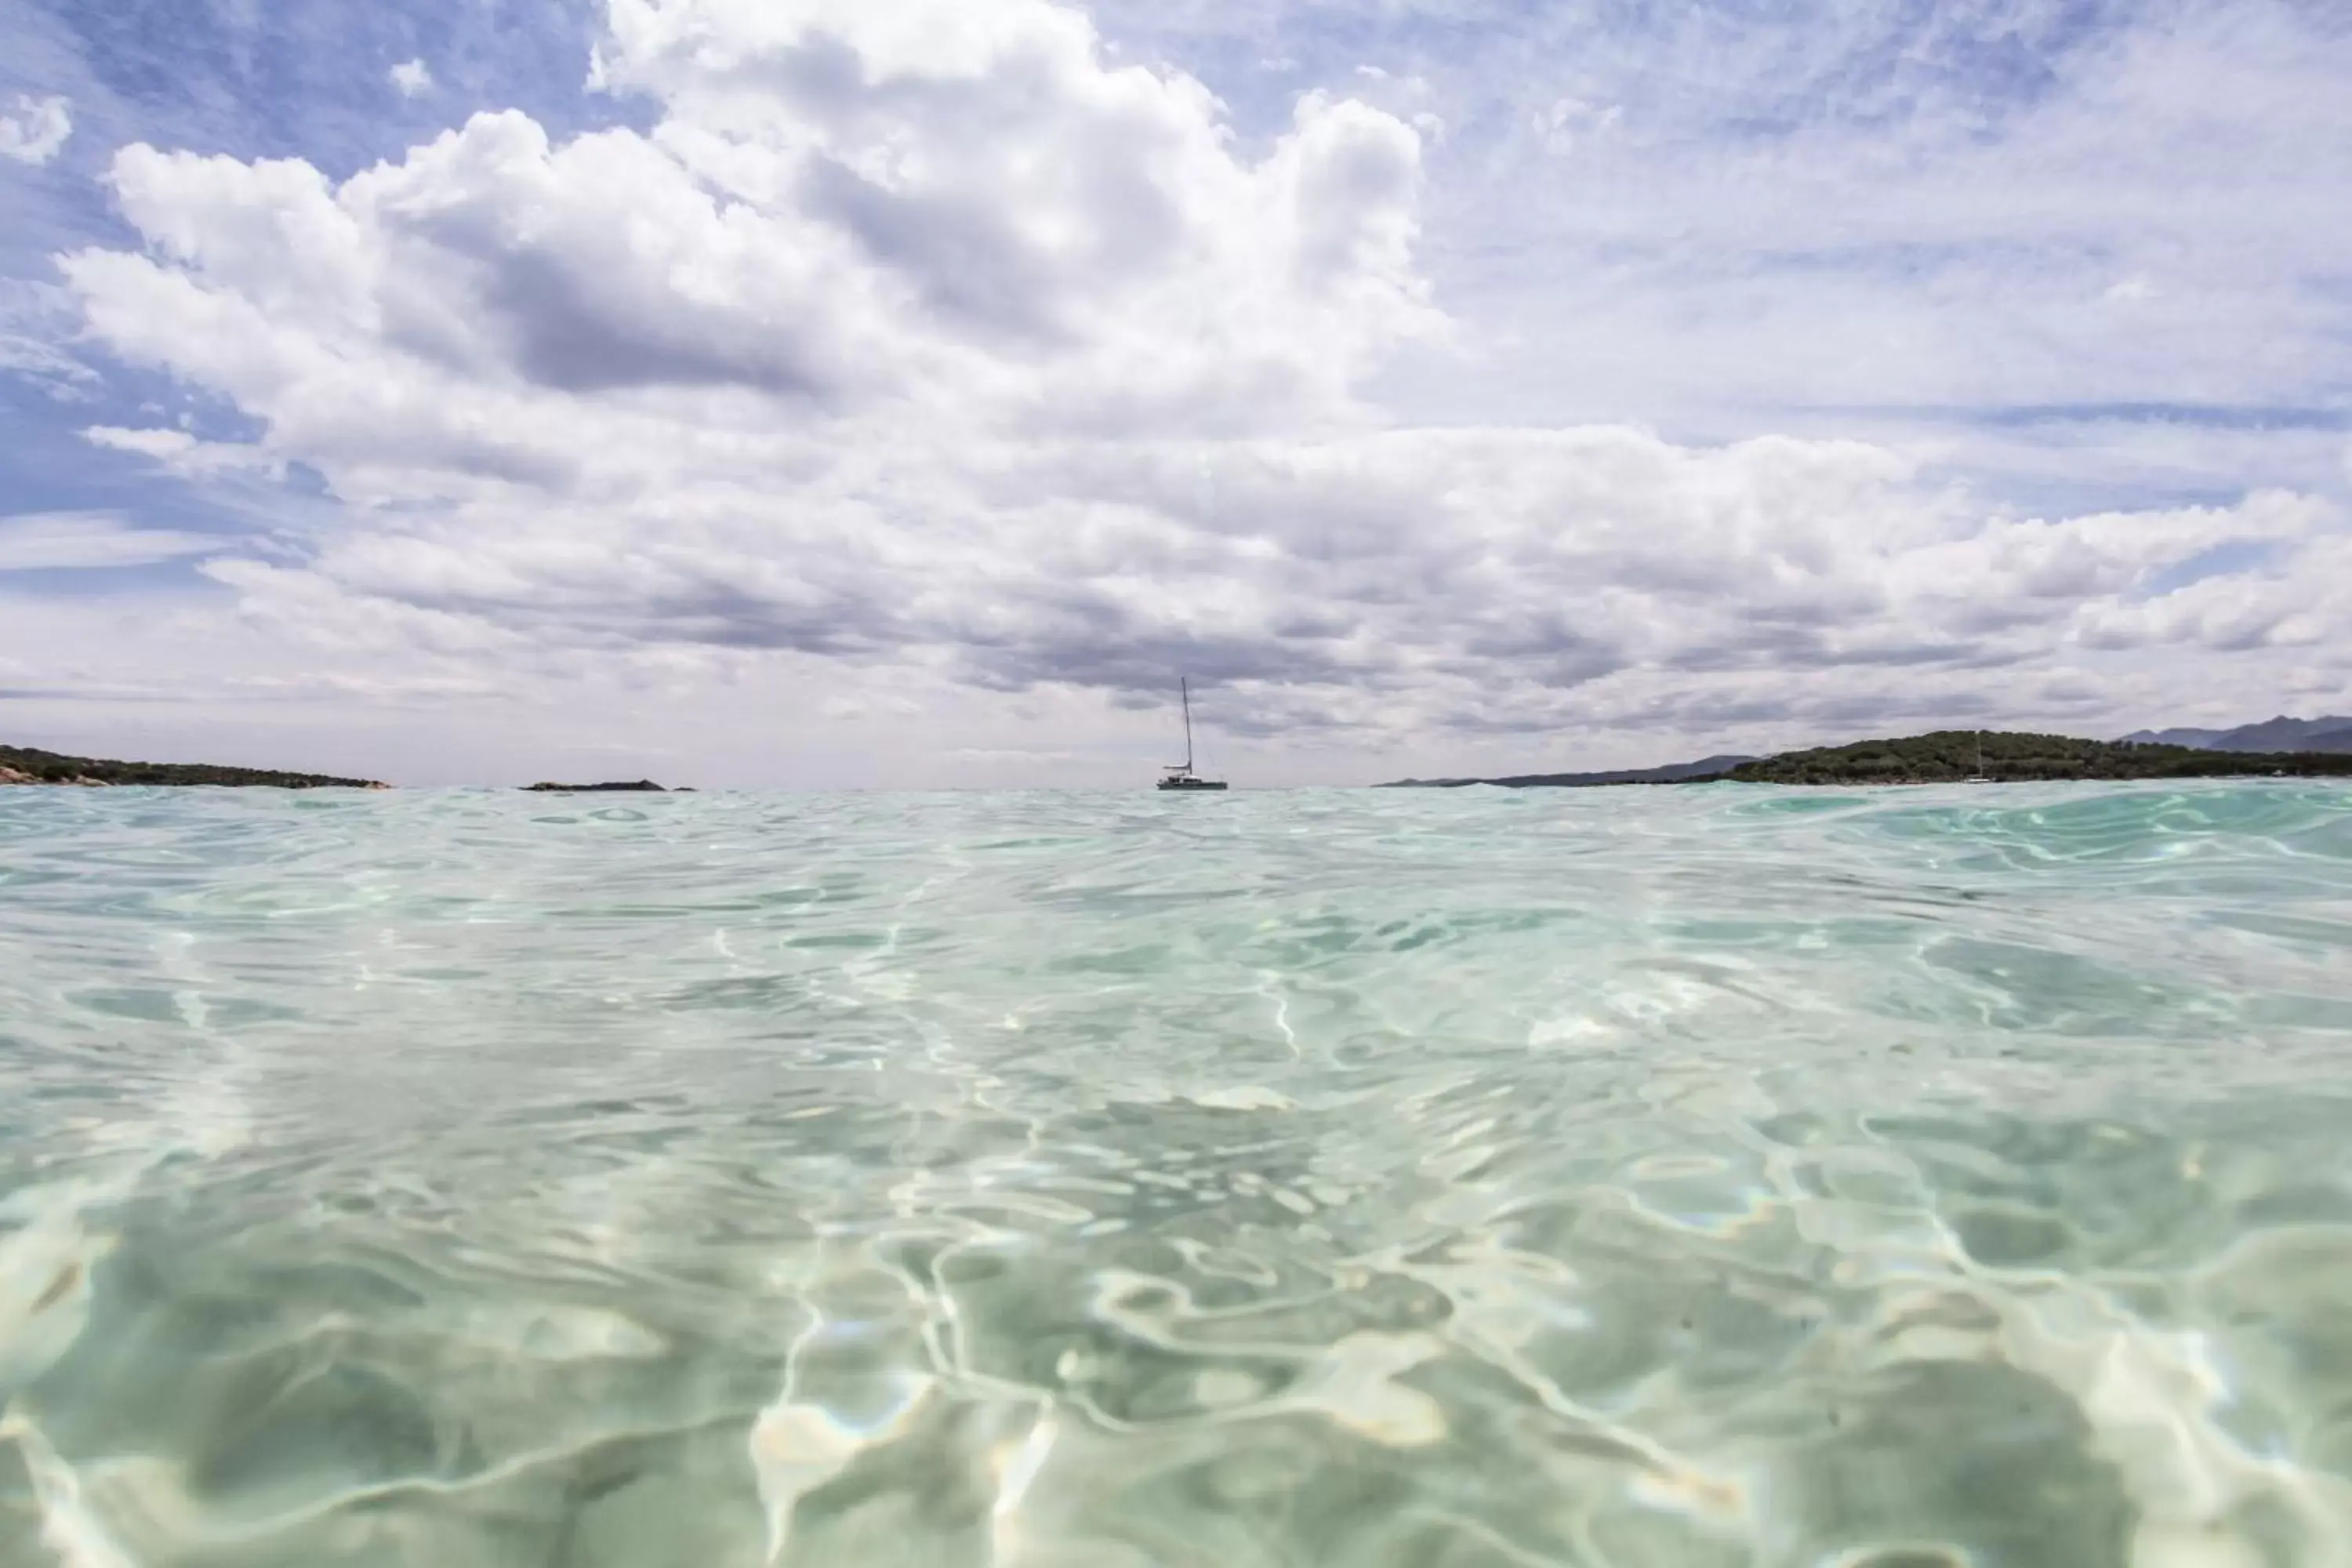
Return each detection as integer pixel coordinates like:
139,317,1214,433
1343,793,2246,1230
2118,715,2352,754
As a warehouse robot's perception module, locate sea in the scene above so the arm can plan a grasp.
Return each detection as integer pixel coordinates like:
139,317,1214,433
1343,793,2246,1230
3,781,2351,1567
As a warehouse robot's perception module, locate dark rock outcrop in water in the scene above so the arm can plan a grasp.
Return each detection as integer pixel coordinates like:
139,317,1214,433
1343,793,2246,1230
1,744,385,789
523,780,671,793
1726,731,2352,785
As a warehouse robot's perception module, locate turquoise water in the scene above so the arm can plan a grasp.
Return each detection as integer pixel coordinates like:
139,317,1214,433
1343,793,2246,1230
4,782,2352,1566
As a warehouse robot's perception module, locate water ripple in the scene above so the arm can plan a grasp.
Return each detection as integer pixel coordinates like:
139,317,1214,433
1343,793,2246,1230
2,782,2351,1563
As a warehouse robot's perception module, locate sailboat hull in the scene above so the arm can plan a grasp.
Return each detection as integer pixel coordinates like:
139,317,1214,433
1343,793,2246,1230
1158,677,1228,789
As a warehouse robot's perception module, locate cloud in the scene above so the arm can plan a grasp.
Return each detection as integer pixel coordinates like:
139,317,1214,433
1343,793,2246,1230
1283,1,2352,499
72,413,2344,749
0,512,223,572
0,280,100,394
83,426,287,480
0,94,72,166
23,0,2352,780
390,60,435,98
68,19,1433,442
1534,96,1619,157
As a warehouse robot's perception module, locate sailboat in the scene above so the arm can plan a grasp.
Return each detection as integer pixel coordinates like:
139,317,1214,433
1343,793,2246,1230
1158,678,1228,791
1964,730,1991,784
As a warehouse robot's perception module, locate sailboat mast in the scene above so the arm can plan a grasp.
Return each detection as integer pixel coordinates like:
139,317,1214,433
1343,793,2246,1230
1181,679,1194,771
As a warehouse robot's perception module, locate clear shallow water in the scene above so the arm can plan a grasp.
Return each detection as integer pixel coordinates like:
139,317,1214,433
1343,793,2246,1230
3,784,2352,1567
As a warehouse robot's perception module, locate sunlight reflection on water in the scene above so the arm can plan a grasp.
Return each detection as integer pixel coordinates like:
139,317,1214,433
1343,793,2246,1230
2,782,2350,1565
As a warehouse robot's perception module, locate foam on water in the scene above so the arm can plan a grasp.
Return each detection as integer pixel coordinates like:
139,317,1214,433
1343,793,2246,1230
3,782,2352,1565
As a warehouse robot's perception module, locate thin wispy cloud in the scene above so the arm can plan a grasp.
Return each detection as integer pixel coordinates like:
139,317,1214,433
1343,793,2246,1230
0,511,220,571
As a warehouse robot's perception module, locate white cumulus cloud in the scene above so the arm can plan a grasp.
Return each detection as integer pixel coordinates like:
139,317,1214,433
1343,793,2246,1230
389,59,435,98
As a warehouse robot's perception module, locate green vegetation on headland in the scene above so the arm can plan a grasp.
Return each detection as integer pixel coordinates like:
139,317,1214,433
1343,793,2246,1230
1723,731,2352,784
1385,730,2352,788
0,744,386,789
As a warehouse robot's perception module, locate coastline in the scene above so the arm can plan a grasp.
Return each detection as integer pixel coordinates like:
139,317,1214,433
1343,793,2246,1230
1,747,388,789
1388,731,2352,789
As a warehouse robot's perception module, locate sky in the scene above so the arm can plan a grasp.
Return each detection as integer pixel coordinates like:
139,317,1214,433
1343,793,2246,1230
1,0,2349,788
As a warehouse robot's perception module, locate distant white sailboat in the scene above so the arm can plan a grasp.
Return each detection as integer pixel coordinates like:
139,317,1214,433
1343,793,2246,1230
1158,678,1228,791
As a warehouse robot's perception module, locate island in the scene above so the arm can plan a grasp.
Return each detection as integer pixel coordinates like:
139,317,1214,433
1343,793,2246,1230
1,744,386,789
1724,731,2352,784
1,744,703,792
1383,730,2352,788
